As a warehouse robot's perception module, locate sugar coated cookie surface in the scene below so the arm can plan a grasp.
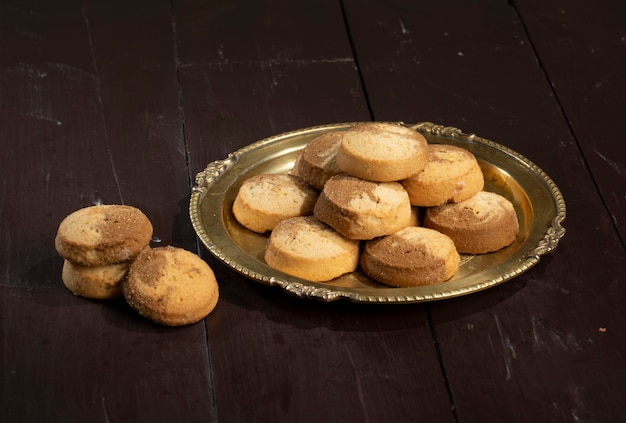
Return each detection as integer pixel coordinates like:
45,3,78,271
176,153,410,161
402,144,484,207
55,204,153,266
361,226,460,287
336,122,428,182
62,260,129,300
424,191,519,254
313,174,412,240
290,131,343,190
123,247,219,326
232,173,319,233
265,216,360,282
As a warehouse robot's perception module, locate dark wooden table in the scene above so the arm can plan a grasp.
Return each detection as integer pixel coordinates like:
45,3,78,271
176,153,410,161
2,1,625,422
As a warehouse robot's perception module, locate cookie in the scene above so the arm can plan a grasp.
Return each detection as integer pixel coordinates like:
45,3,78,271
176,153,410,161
123,247,219,326
424,191,519,254
55,204,153,266
313,174,412,240
402,144,484,207
360,226,460,287
335,122,428,182
61,259,130,300
264,216,360,282
290,131,344,190
232,173,319,233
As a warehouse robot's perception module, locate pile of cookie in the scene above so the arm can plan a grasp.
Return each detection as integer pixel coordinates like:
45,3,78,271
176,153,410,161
55,204,218,326
232,122,519,287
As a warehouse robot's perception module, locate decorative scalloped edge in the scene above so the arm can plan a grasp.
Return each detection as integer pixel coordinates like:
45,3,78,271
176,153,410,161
193,153,239,195
190,122,567,303
408,121,477,141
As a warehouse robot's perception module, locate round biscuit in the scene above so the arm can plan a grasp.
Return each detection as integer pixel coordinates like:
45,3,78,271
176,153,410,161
424,191,519,254
123,247,219,326
232,174,319,233
62,259,129,300
402,144,484,207
361,226,460,287
55,204,153,266
264,216,360,282
313,174,412,240
336,122,428,182
291,131,343,190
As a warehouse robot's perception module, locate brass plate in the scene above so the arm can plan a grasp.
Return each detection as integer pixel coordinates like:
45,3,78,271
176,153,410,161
190,122,566,303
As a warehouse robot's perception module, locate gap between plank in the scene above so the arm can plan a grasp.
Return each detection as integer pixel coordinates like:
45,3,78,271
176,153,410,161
338,0,375,121
425,303,460,423
508,0,625,250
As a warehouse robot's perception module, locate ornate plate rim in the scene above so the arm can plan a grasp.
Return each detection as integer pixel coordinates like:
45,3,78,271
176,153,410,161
189,122,566,303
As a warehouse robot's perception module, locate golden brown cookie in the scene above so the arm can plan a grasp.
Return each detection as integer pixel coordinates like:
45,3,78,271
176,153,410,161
123,247,219,326
290,131,344,190
232,173,319,233
55,204,153,266
424,191,519,254
402,144,484,207
264,216,360,282
335,122,428,182
61,259,129,300
313,174,412,240
360,226,460,287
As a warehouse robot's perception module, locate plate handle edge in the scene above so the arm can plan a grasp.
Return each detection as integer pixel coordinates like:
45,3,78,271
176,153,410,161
408,121,477,141
192,153,240,194
529,214,566,260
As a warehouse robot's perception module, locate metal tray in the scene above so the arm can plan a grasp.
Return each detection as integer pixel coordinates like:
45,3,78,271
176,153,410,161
189,122,566,303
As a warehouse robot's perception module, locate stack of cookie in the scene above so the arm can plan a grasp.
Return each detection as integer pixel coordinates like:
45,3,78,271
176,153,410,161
55,205,153,300
55,204,218,326
232,122,520,288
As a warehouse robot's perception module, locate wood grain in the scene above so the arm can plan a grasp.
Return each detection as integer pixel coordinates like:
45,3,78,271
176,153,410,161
514,0,626,241
341,0,626,421
1,1,214,421
1,0,625,422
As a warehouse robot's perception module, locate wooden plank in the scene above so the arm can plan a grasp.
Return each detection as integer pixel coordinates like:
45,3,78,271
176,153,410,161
205,281,454,422
0,1,216,421
514,0,626,241
173,0,456,421
173,0,352,64
342,0,566,153
2,0,622,422
0,286,214,422
342,0,626,421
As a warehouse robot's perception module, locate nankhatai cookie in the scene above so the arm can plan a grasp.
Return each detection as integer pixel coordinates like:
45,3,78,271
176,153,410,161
424,191,519,254
264,216,360,282
313,174,412,240
335,122,428,182
291,131,343,190
360,226,460,287
61,260,130,300
123,247,219,326
232,173,319,233
402,144,484,207
55,204,153,266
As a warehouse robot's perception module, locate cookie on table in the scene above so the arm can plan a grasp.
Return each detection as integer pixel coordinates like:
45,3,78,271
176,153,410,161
61,260,130,300
290,131,344,190
402,144,484,207
55,204,153,266
360,226,460,287
232,173,319,233
123,246,219,326
335,122,428,182
424,191,519,254
264,216,360,282
313,174,412,240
